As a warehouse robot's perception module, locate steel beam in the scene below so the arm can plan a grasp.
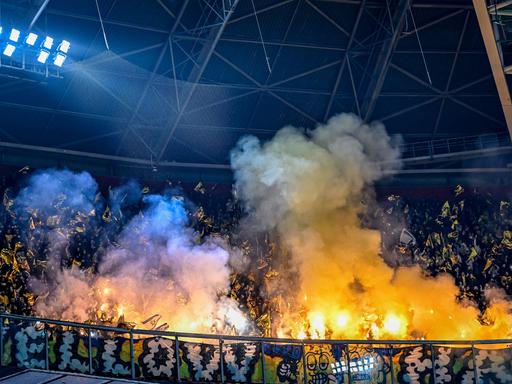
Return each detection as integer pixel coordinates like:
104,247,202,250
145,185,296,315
228,0,294,25
115,0,190,156
156,0,240,161
316,0,474,9
2,2,170,35
399,9,464,39
0,140,231,170
487,0,512,11
323,0,366,121
246,0,303,131
28,0,51,30
360,0,411,121
432,11,470,137
473,0,512,138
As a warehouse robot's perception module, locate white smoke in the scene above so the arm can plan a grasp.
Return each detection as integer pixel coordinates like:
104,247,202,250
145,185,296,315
231,113,401,230
14,170,248,334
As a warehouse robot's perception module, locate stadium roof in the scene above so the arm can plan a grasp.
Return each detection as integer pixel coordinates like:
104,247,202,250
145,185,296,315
0,0,508,178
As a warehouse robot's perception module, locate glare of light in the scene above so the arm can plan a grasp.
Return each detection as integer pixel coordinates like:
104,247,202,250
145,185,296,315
336,312,349,329
37,50,49,63
25,32,38,46
53,53,66,67
296,329,306,340
309,312,325,338
3,44,16,57
311,313,324,328
9,29,20,42
224,306,248,333
58,40,70,53
383,314,402,335
42,36,53,50
331,361,347,374
0,27,3,35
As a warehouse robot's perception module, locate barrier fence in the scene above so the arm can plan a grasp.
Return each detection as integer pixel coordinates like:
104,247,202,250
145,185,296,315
399,132,512,160
1,312,511,383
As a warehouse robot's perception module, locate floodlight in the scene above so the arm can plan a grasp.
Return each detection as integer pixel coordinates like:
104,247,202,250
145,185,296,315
9,29,20,42
3,44,16,57
26,32,38,46
42,36,53,50
58,40,70,53
53,52,66,67
37,50,50,63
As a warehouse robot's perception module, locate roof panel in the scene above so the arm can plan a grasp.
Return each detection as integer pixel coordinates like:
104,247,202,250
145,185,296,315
0,0,504,170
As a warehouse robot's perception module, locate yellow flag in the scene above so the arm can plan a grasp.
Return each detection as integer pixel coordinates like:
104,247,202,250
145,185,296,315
484,258,493,271
441,201,450,217
502,231,512,250
468,247,478,261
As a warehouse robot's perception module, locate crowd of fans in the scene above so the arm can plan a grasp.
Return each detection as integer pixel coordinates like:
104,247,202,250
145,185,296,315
0,173,510,331
377,186,512,312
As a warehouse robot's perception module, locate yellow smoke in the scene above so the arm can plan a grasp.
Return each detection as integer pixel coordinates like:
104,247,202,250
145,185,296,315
231,113,512,340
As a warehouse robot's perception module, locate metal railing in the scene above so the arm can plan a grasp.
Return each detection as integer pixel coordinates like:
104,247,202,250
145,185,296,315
1,312,511,383
399,132,512,159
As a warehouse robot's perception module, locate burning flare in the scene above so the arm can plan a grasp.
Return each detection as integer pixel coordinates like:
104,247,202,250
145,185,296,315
10,113,512,341
231,113,512,340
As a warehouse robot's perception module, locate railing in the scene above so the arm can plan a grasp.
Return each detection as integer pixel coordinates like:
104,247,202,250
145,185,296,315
399,132,512,160
1,312,512,383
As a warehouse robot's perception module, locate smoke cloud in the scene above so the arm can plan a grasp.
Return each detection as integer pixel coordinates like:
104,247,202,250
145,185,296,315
231,113,512,339
8,112,512,340
14,170,248,334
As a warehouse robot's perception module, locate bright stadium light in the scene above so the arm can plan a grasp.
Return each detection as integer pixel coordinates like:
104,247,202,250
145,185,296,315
53,52,66,67
42,36,53,50
3,44,16,57
25,32,38,46
9,28,20,42
37,50,50,63
58,40,70,53
0,27,71,71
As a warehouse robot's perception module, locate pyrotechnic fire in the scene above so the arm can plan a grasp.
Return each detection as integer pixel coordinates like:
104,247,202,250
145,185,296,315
230,113,512,341
382,314,406,337
12,114,512,341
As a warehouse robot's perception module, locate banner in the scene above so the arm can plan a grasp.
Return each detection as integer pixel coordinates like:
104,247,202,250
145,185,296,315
1,322,512,383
